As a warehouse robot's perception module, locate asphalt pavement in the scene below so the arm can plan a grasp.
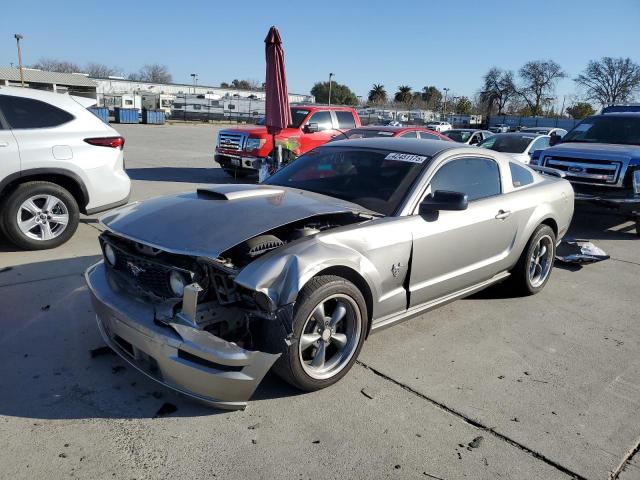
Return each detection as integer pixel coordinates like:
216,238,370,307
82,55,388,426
0,123,638,480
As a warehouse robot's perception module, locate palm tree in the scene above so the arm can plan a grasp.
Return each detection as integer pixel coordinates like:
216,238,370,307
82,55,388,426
368,83,387,103
394,85,413,104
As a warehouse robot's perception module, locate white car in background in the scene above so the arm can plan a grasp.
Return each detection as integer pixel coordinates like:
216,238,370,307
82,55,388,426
426,121,452,133
489,124,510,133
0,86,131,250
478,132,550,164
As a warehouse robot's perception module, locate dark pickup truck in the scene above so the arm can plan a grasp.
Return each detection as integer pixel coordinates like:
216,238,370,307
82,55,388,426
531,111,640,236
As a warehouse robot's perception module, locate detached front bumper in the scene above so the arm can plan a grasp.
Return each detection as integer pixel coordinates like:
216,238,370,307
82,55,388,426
85,262,280,410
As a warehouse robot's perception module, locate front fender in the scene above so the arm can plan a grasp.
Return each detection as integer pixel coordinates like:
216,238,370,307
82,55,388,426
234,237,382,307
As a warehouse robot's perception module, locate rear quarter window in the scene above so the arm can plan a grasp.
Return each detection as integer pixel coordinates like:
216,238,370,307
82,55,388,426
0,95,74,129
509,162,534,188
335,111,356,129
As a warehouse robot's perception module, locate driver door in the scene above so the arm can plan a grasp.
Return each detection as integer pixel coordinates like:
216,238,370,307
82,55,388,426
406,156,517,307
298,111,340,152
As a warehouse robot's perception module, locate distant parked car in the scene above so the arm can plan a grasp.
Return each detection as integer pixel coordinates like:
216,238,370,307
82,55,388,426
334,126,454,142
444,129,494,145
478,133,550,164
489,124,510,133
0,86,130,250
520,127,568,137
381,120,403,127
426,121,452,133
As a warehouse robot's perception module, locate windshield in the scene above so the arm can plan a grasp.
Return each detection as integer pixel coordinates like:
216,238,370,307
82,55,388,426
339,128,396,139
479,134,534,153
265,147,430,215
445,130,472,142
289,108,310,128
562,116,640,145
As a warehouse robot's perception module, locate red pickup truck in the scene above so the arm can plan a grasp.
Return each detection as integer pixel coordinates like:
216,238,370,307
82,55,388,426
215,105,361,177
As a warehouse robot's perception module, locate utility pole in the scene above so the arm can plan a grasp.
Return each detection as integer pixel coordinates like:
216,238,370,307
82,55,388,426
328,72,334,106
14,34,24,87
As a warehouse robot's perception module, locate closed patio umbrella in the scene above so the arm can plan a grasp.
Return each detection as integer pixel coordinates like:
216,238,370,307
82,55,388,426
264,25,292,175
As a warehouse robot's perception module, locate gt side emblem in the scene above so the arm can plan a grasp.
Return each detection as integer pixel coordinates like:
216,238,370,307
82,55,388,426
127,261,145,277
391,263,402,277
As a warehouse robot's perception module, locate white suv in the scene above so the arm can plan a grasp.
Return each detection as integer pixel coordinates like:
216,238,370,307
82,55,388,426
0,86,130,250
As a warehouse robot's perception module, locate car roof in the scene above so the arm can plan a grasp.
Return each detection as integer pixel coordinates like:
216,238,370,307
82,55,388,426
352,126,425,132
323,137,459,156
594,112,640,117
291,104,354,111
447,128,484,132
491,132,548,139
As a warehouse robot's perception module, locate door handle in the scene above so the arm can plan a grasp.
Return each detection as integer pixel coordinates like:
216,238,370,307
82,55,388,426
495,210,511,220
0,142,9,147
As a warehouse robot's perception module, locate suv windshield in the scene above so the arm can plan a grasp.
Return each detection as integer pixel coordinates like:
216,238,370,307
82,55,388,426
479,134,533,153
265,147,430,215
445,130,472,142
562,115,640,145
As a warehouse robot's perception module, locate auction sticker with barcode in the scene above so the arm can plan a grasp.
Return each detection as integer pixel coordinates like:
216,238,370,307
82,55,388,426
385,152,428,163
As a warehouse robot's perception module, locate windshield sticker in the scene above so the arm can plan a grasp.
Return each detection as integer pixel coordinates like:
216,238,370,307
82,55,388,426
377,131,394,136
385,152,428,163
574,123,592,132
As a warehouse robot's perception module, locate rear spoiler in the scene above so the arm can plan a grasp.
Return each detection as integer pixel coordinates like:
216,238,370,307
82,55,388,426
530,165,567,179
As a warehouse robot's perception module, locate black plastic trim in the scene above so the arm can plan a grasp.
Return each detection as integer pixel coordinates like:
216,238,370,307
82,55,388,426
0,168,90,209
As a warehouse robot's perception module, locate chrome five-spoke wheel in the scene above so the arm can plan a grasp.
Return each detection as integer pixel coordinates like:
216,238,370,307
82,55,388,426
298,294,362,380
17,194,70,241
528,234,554,288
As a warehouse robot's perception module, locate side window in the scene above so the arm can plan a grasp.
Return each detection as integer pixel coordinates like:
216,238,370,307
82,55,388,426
0,95,74,129
428,157,501,202
400,131,418,138
509,162,535,188
418,131,440,140
307,111,333,131
530,136,550,151
335,111,356,129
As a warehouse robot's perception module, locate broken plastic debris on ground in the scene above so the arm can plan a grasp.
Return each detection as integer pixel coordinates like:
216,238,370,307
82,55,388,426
555,239,609,264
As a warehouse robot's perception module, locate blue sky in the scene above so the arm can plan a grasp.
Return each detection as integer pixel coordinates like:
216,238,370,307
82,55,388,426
3,0,640,106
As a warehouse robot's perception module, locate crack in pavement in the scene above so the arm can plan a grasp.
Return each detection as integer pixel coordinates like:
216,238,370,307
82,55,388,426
610,437,640,479
356,360,586,480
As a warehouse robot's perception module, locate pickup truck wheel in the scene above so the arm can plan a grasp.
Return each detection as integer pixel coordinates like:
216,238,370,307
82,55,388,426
2,181,79,250
508,224,556,295
269,275,367,392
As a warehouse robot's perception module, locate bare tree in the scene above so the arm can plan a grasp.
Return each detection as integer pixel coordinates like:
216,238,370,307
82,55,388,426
85,63,122,78
575,57,640,106
30,58,81,73
128,64,172,83
515,60,566,116
480,67,515,115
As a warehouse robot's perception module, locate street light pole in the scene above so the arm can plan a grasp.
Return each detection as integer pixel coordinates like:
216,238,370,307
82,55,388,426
442,87,449,120
190,73,198,94
14,34,24,87
328,73,334,106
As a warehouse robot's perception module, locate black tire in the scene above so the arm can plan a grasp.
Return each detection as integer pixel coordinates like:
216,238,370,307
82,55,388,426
2,181,79,250
268,275,367,392
508,224,556,296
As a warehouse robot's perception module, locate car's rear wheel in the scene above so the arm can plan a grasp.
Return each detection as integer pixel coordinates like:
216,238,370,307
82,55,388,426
269,275,367,391
2,181,79,250
508,224,556,295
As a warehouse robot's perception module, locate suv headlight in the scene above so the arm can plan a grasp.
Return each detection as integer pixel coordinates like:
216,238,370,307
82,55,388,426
244,138,265,151
633,168,640,195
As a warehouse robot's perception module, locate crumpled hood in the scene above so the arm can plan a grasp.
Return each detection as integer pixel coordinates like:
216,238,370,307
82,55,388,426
545,142,640,161
100,184,366,258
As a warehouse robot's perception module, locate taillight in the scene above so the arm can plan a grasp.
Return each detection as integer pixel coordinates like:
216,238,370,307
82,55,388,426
84,136,125,149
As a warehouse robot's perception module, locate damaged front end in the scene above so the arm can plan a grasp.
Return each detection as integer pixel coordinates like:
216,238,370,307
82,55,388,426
86,209,367,408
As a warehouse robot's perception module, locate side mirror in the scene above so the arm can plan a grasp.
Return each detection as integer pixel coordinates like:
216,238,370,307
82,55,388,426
419,190,468,215
549,133,560,146
304,123,319,133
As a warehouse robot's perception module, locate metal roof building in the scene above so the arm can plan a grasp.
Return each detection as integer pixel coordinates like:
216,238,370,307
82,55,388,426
0,67,97,97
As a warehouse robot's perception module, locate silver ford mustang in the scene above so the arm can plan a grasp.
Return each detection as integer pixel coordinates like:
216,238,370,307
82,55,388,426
85,138,574,409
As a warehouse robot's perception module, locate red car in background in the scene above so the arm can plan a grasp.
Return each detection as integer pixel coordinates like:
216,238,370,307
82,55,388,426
333,125,454,142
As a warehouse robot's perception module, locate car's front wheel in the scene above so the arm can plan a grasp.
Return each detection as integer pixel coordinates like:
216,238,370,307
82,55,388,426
270,275,367,391
509,224,556,295
2,181,79,250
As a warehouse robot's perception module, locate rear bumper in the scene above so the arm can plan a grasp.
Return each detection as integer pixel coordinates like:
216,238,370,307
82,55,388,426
85,262,280,409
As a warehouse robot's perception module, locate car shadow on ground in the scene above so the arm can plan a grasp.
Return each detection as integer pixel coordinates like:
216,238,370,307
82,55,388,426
569,204,637,241
126,167,256,184
0,255,301,420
